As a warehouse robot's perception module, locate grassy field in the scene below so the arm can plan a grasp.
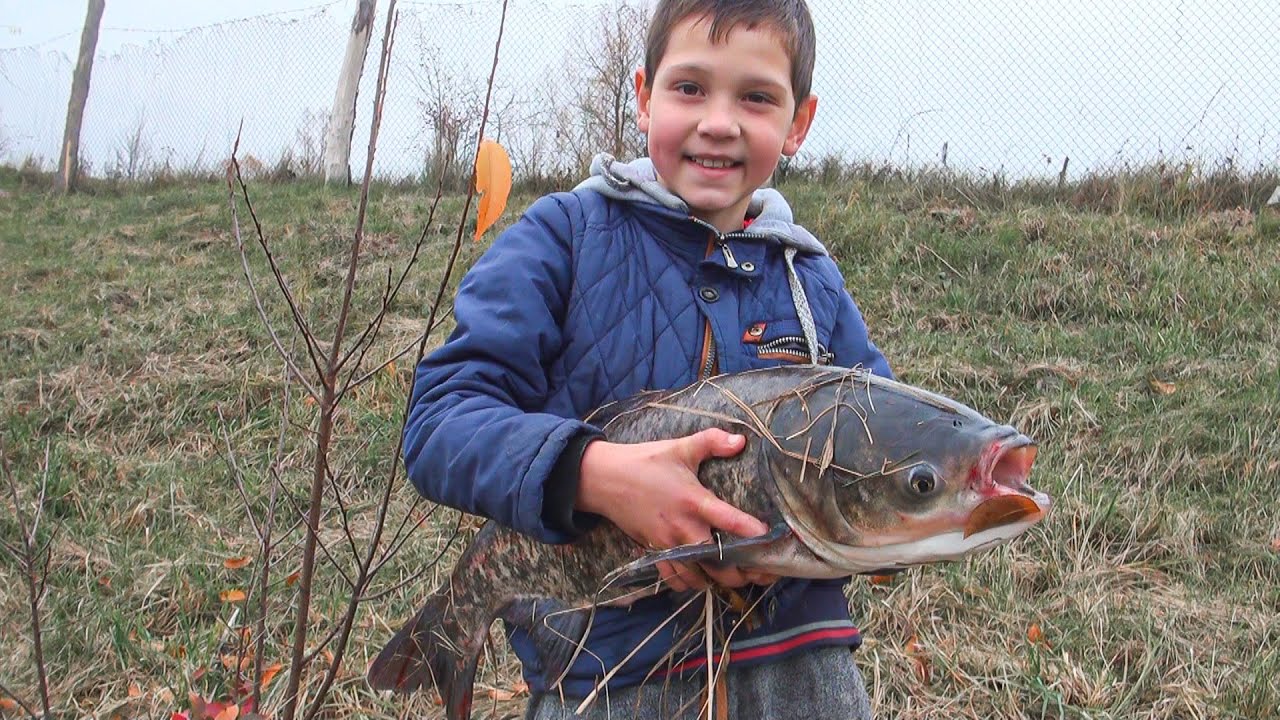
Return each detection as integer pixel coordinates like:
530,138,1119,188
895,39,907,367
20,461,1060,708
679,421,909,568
1,163,1278,719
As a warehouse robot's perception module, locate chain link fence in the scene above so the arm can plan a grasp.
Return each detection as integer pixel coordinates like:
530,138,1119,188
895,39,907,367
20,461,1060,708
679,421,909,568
1,0,1276,183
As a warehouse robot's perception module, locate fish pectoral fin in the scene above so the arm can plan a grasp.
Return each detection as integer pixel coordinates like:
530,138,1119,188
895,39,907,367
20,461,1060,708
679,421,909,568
602,522,792,589
501,599,593,690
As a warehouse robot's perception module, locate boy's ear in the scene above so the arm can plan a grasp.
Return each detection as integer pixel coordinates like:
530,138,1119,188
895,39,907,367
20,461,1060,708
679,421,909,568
635,68,651,134
782,94,819,157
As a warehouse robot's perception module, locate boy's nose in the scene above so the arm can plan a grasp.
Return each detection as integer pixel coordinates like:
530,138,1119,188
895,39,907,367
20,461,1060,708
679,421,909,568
697,100,741,139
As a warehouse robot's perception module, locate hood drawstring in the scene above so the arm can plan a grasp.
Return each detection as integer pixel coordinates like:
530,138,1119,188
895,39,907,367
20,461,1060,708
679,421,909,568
783,247,822,365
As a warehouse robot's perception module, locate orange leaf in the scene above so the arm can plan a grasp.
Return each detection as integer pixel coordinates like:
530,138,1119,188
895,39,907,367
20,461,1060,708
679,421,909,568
1270,537,1280,553
128,683,142,698
866,574,896,586
905,633,931,684
213,705,239,720
219,589,247,603
260,663,283,688
473,139,512,242
1,697,20,712
223,556,252,570
1026,623,1051,648
1148,378,1177,395
285,571,300,587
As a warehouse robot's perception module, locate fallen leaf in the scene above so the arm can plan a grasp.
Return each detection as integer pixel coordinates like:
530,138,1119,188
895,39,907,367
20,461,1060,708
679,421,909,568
223,556,252,570
213,705,239,720
866,574,896,585
128,683,142,698
260,662,283,688
171,713,190,720
1148,378,1177,395
1026,623,1051,648
473,139,512,242
220,589,247,603
0,697,20,712
219,655,252,672
285,571,300,587
1270,537,1280,553
905,633,931,684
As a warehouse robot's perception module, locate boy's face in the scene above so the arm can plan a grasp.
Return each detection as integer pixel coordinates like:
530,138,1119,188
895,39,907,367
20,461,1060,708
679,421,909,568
636,15,817,233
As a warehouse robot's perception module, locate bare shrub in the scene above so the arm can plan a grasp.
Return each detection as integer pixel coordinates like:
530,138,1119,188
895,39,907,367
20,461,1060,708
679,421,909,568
111,114,154,181
573,2,648,161
409,47,484,190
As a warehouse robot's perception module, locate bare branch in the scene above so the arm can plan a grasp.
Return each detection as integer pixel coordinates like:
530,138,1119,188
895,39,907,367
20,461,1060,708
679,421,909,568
302,3,511,718
229,149,331,380
227,149,323,401
217,407,264,543
339,307,453,399
334,174,448,384
0,440,55,719
0,679,38,720
280,0,406,709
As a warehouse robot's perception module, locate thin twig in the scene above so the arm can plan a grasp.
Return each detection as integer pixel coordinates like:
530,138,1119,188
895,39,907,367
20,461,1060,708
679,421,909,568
340,309,454,397
1,440,54,719
334,175,446,384
227,143,323,401
0,679,38,720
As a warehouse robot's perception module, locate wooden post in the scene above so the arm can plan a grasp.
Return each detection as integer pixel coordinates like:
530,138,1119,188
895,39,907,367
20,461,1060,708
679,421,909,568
54,0,106,194
323,0,377,185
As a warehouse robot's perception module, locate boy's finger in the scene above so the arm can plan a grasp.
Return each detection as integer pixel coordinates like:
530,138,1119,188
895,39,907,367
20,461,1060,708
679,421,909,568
696,492,769,538
680,428,747,465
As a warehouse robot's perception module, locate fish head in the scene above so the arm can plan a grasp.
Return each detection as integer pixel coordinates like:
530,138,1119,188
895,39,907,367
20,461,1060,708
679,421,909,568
764,369,1050,572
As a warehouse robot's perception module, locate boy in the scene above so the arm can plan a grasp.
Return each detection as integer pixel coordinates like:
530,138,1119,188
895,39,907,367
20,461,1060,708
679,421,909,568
403,0,890,717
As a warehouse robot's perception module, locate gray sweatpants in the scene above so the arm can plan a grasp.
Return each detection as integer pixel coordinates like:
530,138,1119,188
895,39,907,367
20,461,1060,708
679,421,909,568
525,647,874,719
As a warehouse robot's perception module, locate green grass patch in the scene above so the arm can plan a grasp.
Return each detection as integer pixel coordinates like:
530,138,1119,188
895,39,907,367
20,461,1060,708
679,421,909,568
1,166,1277,719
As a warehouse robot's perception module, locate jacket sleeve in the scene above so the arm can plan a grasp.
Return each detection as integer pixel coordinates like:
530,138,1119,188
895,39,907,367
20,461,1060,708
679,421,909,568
820,262,895,380
402,193,599,544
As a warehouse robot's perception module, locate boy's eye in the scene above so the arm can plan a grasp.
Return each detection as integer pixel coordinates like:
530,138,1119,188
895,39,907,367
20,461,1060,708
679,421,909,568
745,92,774,105
674,82,701,96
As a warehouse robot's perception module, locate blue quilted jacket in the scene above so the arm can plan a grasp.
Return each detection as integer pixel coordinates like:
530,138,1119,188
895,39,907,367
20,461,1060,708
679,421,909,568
403,155,892,696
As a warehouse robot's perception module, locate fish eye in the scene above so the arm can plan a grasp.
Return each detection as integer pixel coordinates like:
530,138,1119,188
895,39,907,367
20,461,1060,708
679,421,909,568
908,467,939,495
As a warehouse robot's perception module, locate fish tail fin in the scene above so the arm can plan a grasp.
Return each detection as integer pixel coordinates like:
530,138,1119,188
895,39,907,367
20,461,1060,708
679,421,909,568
506,600,594,688
368,593,481,720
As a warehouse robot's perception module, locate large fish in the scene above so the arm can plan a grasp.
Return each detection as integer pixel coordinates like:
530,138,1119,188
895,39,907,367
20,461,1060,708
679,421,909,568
368,365,1050,718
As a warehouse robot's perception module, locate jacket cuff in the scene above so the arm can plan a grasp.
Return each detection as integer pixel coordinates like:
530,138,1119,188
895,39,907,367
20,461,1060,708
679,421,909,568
542,430,605,536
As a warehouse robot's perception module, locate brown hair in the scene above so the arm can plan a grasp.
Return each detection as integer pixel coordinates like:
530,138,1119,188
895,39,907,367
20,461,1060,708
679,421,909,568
642,0,817,104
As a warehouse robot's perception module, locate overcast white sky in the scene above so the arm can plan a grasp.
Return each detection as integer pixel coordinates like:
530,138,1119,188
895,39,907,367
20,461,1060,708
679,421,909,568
2,0,1276,178
1,0,348,54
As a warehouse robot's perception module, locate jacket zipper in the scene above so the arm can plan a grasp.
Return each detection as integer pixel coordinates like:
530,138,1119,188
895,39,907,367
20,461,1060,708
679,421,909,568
688,216,774,270
698,234,719,379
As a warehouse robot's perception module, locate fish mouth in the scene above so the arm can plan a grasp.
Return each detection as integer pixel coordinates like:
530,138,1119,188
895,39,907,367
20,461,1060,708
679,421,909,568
965,434,1049,538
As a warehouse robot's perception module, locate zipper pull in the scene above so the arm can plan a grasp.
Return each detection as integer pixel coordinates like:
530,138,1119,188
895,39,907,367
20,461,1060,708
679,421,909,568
720,242,739,269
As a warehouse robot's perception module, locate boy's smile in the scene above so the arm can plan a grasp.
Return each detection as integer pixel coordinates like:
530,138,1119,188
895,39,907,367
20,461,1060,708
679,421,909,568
636,15,817,233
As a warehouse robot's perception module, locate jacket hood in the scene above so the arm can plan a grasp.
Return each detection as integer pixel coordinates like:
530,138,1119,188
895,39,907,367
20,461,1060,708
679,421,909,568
574,153,828,256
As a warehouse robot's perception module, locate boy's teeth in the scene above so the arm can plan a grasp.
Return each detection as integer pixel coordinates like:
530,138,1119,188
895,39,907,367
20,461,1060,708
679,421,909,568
692,157,734,169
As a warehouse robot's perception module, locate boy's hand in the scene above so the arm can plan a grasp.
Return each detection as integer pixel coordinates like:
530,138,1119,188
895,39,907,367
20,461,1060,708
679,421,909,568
576,428,780,592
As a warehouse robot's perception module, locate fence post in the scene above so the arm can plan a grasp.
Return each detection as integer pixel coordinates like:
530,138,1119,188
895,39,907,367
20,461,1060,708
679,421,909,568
323,0,377,185
54,0,106,194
